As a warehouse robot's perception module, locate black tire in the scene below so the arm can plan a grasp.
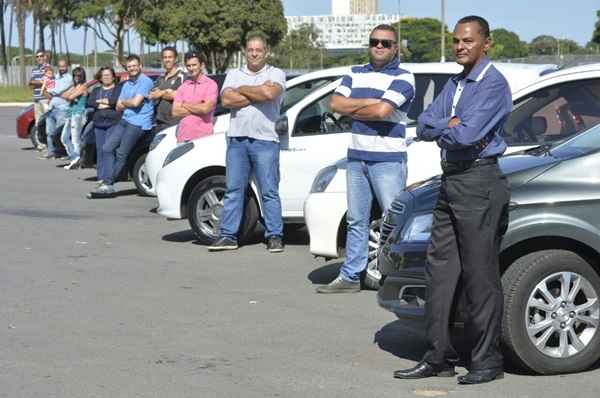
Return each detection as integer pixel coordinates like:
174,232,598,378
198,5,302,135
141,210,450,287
132,153,152,196
188,175,259,245
502,249,600,374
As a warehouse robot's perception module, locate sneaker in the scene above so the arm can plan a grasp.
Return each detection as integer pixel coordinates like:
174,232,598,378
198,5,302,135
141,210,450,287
87,184,116,199
35,143,46,151
38,153,56,160
316,276,361,294
63,157,80,170
208,237,239,252
267,236,284,253
59,155,70,161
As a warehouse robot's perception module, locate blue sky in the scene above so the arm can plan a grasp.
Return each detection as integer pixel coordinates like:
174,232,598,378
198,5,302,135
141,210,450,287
4,0,598,55
283,0,598,45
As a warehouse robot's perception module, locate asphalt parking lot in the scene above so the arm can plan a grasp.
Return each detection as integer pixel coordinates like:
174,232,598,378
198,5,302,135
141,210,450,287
1,106,599,398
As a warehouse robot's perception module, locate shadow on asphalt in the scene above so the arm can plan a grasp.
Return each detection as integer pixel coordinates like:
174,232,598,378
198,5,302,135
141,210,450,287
163,230,196,243
20,146,36,151
307,262,342,285
114,188,141,197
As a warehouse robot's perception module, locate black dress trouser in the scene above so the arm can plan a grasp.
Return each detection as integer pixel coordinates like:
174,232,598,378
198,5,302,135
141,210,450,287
423,160,510,370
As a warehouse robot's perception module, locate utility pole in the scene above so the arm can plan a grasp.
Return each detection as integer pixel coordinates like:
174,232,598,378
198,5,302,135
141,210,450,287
440,0,446,62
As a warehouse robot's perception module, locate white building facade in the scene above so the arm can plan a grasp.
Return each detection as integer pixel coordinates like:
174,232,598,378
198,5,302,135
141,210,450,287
285,14,400,50
332,0,379,15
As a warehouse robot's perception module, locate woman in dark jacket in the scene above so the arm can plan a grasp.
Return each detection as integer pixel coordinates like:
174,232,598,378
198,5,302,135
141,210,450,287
87,67,122,184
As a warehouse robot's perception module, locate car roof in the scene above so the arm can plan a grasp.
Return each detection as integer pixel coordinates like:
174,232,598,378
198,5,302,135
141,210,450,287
286,61,556,94
512,62,600,97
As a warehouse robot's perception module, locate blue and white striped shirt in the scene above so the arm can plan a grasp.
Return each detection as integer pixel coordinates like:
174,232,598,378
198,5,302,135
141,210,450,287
334,58,415,162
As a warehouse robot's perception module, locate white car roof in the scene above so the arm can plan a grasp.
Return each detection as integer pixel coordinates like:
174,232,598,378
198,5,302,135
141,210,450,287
286,61,557,94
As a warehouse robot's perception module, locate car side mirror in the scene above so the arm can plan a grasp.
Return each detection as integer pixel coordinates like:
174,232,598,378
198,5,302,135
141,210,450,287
275,116,289,136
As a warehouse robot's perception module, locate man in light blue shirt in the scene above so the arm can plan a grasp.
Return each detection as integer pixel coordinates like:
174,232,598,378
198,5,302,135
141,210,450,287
42,59,73,159
89,54,154,198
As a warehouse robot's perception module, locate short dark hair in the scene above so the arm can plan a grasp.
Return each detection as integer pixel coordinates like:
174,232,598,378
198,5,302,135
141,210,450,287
184,50,207,65
370,24,399,42
72,66,87,85
456,15,490,38
94,66,117,82
35,49,46,56
245,32,269,48
161,46,178,57
126,54,142,64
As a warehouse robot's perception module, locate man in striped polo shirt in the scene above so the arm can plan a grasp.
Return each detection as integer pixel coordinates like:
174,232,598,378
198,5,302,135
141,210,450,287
317,24,415,294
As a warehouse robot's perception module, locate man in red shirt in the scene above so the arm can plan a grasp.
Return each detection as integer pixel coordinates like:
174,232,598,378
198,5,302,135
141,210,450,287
172,51,218,142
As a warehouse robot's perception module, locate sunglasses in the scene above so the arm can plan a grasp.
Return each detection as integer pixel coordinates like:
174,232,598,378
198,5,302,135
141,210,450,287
369,38,396,49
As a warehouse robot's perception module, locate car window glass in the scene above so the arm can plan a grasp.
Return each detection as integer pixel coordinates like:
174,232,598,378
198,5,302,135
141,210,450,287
282,76,340,114
503,78,600,146
292,91,351,137
408,74,453,126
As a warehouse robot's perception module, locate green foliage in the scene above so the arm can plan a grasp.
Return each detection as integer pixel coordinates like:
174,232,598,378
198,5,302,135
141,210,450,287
137,0,287,73
488,28,528,59
271,23,324,69
593,10,600,46
530,35,558,55
395,17,452,62
323,52,369,68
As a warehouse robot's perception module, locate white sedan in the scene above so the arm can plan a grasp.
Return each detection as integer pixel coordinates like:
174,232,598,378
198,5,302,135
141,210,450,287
304,62,600,289
154,62,556,245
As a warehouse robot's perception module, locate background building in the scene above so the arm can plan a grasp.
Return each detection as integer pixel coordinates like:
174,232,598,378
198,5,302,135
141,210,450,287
332,0,379,15
286,14,400,51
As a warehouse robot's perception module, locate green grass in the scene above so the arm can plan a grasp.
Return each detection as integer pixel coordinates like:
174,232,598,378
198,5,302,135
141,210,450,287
0,86,33,102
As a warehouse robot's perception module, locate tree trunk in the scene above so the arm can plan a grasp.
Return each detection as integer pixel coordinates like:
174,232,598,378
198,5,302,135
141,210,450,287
32,13,37,65
50,23,56,64
83,26,87,68
16,0,26,86
58,22,63,57
0,0,8,80
7,2,13,59
39,18,46,51
62,23,70,64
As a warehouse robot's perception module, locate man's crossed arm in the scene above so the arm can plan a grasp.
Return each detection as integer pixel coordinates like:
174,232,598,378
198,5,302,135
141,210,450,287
221,81,282,109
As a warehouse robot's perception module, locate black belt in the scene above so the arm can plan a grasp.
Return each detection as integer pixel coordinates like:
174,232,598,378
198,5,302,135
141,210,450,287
441,157,498,174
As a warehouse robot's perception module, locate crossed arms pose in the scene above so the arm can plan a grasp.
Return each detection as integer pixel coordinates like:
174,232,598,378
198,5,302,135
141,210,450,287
221,80,283,109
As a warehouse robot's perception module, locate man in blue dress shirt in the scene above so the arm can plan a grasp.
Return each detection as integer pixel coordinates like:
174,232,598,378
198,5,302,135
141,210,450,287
394,16,511,385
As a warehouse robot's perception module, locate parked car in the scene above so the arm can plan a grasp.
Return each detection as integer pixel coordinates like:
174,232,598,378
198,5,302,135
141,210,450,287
153,63,554,245
377,124,600,375
141,72,321,196
304,62,600,289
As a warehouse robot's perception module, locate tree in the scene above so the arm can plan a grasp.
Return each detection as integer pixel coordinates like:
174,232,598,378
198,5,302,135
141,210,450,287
138,0,287,73
271,23,324,69
0,0,8,82
558,39,582,54
395,17,452,62
592,10,600,46
70,0,146,67
530,35,558,55
15,0,29,86
487,28,528,60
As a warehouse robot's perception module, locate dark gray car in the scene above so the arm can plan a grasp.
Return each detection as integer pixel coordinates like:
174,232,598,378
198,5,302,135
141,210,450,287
377,125,600,375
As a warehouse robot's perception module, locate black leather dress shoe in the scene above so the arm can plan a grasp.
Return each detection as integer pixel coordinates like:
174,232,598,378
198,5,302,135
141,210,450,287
394,361,457,379
457,368,504,384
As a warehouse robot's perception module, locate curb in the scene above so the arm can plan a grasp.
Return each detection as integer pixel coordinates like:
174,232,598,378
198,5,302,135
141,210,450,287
0,102,32,107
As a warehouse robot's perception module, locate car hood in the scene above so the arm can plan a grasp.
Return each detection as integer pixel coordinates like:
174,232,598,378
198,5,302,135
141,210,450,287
405,152,561,209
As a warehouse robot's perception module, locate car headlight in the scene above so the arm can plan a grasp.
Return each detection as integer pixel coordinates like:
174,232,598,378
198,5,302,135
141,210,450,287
401,213,433,242
310,165,338,193
163,141,194,167
149,133,166,151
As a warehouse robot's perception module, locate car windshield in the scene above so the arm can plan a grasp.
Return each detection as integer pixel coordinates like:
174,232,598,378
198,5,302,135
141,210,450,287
550,123,600,158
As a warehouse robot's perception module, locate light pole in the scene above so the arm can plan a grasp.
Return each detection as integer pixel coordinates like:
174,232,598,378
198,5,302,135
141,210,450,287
440,0,446,62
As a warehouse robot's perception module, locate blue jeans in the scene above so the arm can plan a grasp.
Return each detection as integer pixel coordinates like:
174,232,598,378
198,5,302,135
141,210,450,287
102,120,145,185
95,125,115,182
220,137,283,240
340,160,408,282
60,113,86,160
45,107,67,156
